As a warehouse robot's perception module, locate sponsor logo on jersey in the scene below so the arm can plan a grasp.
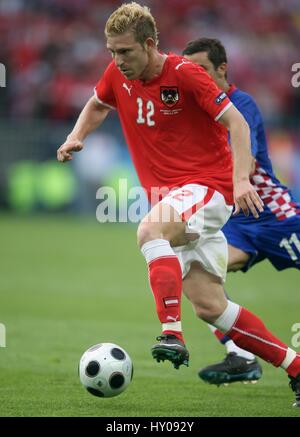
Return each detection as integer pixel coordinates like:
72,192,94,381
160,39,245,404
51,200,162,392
122,82,132,96
160,87,179,107
175,60,190,70
215,92,227,104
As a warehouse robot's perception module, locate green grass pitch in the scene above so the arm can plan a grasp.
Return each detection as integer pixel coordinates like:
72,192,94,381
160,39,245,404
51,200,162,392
0,214,299,417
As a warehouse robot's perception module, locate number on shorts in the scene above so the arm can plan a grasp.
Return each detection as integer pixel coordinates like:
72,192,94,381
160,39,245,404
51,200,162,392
279,233,300,261
172,189,193,201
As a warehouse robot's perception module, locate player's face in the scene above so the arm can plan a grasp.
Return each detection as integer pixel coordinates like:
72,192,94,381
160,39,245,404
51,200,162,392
107,31,150,80
184,51,225,84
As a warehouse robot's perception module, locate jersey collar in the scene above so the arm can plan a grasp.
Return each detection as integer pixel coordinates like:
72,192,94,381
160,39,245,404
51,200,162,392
227,84,237,97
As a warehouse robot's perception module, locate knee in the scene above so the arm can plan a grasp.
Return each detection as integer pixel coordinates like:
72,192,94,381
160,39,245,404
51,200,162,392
227,248,249,272
137,222,161,248
227,261,245,272
191,299,226,324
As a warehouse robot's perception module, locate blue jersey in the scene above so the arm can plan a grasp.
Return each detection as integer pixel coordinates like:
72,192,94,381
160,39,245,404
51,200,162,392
222,85,300,271
228,85,300,223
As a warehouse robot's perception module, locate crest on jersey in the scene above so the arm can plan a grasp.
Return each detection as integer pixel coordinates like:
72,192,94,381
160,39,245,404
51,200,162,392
160,87,179,107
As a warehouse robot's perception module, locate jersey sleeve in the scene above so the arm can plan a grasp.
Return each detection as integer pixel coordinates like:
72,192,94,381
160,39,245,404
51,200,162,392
177,62,232,121
94,61,117,110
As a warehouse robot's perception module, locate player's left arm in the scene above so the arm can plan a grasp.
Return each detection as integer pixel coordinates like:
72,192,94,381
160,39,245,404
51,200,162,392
234,108,257,175
233,102,259,175
219,105,264,218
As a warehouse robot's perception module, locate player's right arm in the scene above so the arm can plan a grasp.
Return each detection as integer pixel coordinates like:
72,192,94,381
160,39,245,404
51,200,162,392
219,105,263,218
57,96,110,162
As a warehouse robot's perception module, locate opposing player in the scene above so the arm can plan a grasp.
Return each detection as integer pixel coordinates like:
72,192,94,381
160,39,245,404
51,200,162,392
183,37,300,389
57,3,300,406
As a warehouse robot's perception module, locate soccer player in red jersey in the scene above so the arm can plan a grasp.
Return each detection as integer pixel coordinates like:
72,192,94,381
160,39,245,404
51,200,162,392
57,3,299,406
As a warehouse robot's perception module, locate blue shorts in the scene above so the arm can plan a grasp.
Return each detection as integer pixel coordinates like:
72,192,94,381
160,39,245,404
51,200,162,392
222,214,300,272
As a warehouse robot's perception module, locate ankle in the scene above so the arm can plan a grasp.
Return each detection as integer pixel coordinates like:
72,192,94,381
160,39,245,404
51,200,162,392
285,353,300,378
162,330,184,343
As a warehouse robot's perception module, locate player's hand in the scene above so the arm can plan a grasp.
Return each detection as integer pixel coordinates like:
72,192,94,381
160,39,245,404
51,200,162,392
233,179,264,218
57,139,84,162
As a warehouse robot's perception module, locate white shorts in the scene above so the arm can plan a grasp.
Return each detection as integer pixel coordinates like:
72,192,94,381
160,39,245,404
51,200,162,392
160,184,233,282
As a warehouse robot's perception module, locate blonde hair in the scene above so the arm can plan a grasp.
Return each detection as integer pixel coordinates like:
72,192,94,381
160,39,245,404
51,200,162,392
105,2,159,46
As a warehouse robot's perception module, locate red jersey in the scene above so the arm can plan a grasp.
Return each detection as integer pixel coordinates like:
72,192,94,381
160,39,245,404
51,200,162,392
94,53,234,204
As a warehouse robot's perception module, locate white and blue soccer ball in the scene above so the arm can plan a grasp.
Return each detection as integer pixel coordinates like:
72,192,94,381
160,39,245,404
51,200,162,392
79,343,133,398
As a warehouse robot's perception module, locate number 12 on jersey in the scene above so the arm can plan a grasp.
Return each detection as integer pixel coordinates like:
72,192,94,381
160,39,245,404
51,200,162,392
136,97,155,126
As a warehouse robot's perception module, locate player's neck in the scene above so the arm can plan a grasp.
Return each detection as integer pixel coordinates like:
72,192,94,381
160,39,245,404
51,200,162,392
139,51,167,83
217,79,230,93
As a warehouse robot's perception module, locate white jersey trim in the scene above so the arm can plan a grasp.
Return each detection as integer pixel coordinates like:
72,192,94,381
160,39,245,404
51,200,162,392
93,88,116,110
175,60,191,70
215,101,232,121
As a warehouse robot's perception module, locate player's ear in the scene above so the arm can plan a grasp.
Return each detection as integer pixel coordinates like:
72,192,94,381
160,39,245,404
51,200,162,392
218,62,227,78
144,37,156,51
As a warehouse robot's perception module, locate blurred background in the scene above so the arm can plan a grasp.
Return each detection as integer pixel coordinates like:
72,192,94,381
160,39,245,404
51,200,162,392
0,0,300,214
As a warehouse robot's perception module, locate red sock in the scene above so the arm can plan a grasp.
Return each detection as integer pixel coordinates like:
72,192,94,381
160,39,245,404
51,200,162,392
162,330,184,343
148,256,183,342
227,307,299,372
214,328,227,342
286,355,300,378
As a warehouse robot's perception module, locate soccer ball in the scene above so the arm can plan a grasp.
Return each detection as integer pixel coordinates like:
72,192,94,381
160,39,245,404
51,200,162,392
79,343,133,398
